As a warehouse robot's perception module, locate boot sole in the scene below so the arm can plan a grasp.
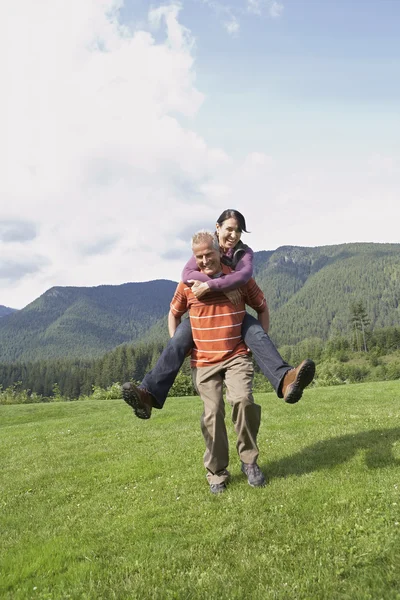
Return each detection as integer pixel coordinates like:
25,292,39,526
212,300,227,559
284,359,316,404
246,479,266,488
122,385,151,420
210,483,227,495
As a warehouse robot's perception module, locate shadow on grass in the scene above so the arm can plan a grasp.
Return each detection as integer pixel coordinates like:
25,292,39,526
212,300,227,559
262,428,400,480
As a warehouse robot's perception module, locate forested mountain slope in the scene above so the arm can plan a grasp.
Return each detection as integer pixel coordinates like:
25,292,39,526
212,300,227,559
0,243,399,362
254,243,400,345
0,305,17,319
0,281,176,362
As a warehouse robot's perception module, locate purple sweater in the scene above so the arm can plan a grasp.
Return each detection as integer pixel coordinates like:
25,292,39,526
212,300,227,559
181,245,254,292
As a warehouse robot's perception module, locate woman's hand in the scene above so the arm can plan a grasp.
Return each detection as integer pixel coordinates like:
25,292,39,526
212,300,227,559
188,280,210,299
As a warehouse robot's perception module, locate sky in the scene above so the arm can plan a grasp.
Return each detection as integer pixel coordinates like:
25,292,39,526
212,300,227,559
2,0,399,309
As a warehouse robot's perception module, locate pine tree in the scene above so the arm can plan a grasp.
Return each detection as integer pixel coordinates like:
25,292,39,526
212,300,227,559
350,300,370,352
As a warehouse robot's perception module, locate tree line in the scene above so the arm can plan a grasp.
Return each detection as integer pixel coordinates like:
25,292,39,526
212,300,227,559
1,325,400,401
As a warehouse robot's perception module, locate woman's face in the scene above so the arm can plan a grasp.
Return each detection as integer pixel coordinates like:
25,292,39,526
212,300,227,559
216,217,241,251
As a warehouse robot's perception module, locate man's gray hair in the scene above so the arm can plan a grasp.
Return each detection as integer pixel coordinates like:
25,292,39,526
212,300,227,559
191,230,219,251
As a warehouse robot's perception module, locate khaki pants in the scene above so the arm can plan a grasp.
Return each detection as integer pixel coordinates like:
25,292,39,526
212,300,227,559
192,354,261,485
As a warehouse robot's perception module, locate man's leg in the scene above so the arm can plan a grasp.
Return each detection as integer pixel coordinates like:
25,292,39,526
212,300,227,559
224,354,265,487
242,313,315,403
193,364,230,493
122,319,193,419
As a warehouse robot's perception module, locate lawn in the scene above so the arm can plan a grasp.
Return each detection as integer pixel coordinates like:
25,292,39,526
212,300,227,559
1,381,399,599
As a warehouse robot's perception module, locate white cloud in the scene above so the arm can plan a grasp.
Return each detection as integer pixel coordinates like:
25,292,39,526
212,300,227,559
200,0,242,34
1,1,399,310
247,0,261,15
224,16,240,35
269,1,284,18
205,0,284,30
1,0,222,307
247,0,283,18
149,4,193,50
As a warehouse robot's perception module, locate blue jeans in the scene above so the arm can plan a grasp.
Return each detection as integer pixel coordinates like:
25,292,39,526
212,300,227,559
141,314,292,408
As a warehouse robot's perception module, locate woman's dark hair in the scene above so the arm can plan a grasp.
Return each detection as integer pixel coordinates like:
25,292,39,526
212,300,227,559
216,209,249,233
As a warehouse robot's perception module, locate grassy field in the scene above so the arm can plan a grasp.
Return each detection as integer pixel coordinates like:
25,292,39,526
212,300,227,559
1,381,400,600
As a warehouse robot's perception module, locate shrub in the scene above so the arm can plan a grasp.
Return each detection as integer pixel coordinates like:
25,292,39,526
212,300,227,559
253,372,274,393
386,361,400,380
313,362,347,387
336,350,350,363
0,383,45,405
169,372,196,397
91,382,125,401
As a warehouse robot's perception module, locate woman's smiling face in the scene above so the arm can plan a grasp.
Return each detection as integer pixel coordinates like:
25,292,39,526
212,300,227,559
216,217,242,251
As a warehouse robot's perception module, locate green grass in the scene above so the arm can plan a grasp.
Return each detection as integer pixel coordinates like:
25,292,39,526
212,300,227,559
1,382,400,599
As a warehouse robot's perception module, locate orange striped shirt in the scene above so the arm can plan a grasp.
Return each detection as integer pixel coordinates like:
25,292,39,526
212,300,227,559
170,265,267,367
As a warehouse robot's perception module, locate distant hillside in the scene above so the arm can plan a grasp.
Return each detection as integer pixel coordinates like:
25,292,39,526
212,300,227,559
0,281,177,362
254,243,400,346
0,305,17,319
0,243,399,362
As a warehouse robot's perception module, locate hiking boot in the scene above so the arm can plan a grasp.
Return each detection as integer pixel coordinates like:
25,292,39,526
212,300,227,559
241,462,266,487
122,382,153,419
209,482,227,495
207,469,230,494
281,359,316,404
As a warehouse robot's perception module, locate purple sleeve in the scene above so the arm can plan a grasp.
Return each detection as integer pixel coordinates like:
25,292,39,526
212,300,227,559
208,247,254,292
181,254,210,284
181,246,254,291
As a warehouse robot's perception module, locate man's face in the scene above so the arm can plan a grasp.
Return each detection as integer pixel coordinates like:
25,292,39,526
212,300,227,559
192,240,221,276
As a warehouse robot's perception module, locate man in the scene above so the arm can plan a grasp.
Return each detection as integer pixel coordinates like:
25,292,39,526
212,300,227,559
122,241,315,421
122,300,315,421
165,230,269,493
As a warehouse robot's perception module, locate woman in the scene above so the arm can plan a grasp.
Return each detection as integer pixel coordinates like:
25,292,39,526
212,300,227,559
182,209,253,298
122,209,315,419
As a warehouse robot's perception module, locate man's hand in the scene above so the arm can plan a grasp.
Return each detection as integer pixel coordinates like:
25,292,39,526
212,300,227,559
188,280,210,299
224,289,243,306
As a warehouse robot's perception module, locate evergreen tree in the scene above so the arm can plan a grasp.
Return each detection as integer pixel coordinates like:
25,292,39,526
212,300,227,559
350,300,370,352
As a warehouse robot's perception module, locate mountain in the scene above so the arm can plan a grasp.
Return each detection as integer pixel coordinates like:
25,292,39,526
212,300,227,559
0,305,17,319
253,243,400,346
0,242,399,362
0,280,176,362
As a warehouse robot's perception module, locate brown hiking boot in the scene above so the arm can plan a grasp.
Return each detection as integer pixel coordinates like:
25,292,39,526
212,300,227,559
281,359,315,404
122,382,154,419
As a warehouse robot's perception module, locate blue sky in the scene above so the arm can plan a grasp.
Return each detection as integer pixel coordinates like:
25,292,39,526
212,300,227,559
184,0,400,156
2,0,400,308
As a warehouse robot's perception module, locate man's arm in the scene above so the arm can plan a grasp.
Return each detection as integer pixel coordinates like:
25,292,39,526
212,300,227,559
244,277,270,332
169,281,188,337
168,310,182,338
257,304,270,333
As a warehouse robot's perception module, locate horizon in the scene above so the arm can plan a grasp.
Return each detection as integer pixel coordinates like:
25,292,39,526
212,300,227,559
3,239,399,310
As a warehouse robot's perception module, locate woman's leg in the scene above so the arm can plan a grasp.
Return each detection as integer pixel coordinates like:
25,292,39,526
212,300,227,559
241,313,291,396
140,318,193,408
